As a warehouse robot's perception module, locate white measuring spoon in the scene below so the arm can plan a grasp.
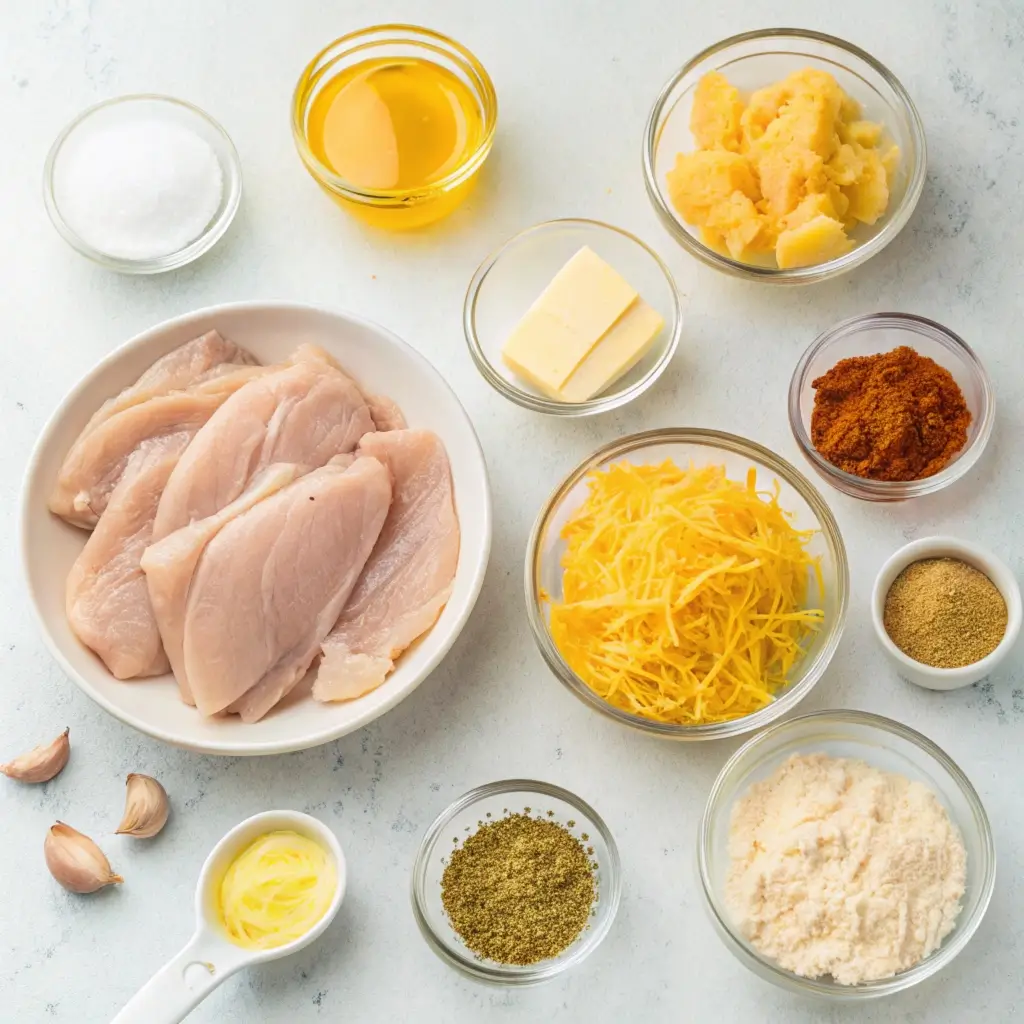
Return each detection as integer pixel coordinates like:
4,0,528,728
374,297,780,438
111,810,346,1024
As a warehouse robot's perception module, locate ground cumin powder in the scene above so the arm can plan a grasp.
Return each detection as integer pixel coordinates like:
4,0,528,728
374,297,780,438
810,346,971,481
884,557,1007,668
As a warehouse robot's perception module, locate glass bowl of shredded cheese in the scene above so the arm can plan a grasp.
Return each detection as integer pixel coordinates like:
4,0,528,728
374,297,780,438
699,710,995,998
525,429,848,739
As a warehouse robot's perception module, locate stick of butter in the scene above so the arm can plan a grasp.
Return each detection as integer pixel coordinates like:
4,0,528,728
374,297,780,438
500,246,664,403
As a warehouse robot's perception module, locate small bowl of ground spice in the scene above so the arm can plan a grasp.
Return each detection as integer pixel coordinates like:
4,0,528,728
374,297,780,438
411,780,621,985
788,313,994,501
871,537,1021,690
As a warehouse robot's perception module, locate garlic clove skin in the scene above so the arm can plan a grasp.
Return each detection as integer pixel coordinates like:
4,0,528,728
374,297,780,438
116,773,169,838
1,727,71,784
44,822,123,893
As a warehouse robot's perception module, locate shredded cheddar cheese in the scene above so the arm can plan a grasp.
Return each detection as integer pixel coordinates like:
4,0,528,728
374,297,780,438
547,460,824,725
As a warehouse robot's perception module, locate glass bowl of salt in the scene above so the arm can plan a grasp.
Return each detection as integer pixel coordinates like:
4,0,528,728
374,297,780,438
43,94,242,274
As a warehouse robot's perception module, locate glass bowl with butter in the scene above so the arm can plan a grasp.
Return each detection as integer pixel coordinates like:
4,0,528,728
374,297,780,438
464,219,682,415
643,29,927,284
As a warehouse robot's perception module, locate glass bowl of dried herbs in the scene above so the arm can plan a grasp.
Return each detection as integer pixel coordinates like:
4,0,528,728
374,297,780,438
411,779,621,985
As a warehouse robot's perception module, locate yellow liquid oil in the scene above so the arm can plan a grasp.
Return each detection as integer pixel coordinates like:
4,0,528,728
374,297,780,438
306,57,485,228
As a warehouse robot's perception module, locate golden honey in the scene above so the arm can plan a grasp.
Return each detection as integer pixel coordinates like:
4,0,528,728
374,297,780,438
293,27,497,230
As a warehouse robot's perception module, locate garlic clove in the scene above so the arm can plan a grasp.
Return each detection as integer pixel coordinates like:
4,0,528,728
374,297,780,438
116,773,169,838
1,727,71,783
44,822,123,893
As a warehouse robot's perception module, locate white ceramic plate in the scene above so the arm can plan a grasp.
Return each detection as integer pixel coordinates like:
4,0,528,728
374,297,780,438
21,302,492,755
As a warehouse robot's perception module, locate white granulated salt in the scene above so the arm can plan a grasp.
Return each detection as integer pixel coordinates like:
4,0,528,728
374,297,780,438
725,752,966,985
54,117,223,260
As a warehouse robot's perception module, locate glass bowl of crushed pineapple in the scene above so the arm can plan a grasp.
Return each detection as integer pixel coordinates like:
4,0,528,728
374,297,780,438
643,29,926,283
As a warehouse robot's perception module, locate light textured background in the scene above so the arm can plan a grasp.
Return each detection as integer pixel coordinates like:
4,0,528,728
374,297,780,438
2,1,1022,1021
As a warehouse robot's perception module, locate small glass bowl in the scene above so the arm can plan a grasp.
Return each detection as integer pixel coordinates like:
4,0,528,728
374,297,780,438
411,780,621,985
643,29,926,284
464,219,683,415
525,429,849,739
43,94,242,274
789,313,995,501
292,25,497,231
699,709,996,1000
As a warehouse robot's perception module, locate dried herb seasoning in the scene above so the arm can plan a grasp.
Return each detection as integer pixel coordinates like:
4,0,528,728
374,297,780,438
440,812,596,965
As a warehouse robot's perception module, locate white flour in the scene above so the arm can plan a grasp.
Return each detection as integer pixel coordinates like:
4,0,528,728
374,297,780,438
725,752,966,985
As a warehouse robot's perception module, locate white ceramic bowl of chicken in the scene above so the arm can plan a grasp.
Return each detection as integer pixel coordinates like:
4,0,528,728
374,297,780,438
21,302,491,755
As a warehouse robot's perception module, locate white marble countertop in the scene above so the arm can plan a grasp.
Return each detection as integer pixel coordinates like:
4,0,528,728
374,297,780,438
3,1,1022,1021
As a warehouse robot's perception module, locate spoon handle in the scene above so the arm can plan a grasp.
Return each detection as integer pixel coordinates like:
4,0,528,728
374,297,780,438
110,933,243,1024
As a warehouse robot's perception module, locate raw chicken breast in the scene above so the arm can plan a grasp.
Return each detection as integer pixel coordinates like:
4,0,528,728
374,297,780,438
140,464,303,705
367,394,407,432
66,434,190,679
288,343,406,430
314,429,459,703
49,367,262,529
287,343,343,371
183,457,392,721
80,331,258,438
152,360,373,540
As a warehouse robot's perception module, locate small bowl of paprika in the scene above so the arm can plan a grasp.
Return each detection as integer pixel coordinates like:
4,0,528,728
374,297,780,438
788,313,994,501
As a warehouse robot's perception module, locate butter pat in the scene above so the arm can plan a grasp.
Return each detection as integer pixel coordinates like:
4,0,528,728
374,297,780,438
501,247,638,393
559,299,664,402
500,246,664,403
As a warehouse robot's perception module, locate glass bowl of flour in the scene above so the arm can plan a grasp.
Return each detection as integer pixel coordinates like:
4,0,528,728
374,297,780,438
44,94,242,274
698,709,995,1000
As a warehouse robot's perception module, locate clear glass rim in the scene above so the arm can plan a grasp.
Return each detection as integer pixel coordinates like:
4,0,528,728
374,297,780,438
42,93,242,274
410,779,622,984
787,312,996,499
524,428,850,738
463,218,683,417
641,27,928,284
698,708,997,999
291,24,498,204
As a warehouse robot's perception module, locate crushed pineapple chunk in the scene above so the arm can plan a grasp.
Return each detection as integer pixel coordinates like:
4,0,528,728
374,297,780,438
690,72,744,152
776,215,854,268
845,148,889,224
843,119,883,147
705,192,774,260
666,150,759,224
781,192,842,232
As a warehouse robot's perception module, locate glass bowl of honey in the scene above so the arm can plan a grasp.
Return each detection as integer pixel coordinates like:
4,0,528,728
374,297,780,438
292,25,498,230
